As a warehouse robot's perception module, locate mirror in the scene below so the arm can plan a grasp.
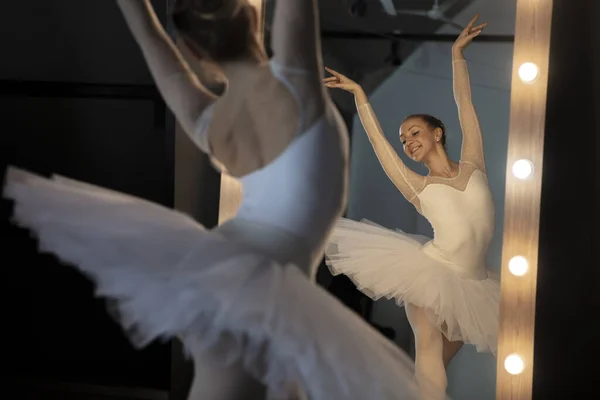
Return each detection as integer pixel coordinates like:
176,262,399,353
316,1,518,398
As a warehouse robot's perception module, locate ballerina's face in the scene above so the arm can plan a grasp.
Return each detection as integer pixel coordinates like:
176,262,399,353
399,117,443,163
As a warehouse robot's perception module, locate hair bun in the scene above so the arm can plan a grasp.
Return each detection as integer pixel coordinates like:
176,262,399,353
171,0,257,63
173,0,242,20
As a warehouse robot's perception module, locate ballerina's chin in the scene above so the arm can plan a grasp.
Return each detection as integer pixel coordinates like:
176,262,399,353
2,1,440,399
324,15,500,398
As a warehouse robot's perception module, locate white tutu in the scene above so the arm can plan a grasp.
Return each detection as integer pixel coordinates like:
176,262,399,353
3,167,447,400
326,218,500,355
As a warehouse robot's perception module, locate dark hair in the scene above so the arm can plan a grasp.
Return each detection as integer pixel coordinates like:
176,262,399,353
171,0,259,62
402,113,446,147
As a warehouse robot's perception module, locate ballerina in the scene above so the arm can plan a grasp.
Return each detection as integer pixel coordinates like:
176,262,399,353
3,1,437,399
324,15,500,397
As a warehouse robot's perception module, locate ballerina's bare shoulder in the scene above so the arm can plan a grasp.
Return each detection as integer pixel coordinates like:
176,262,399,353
208,64,303,177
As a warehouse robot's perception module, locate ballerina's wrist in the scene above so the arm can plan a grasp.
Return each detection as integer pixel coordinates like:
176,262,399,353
452,47,465,59
353,88,369,106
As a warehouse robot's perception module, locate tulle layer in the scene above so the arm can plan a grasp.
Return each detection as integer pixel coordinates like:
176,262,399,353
326,218,500,355
3,167,441,400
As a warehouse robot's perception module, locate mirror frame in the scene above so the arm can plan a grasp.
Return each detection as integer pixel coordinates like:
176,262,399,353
217,0,556,398
496,0,553,398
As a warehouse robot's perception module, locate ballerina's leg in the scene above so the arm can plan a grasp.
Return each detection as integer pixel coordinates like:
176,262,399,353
188,348,267,400
405,304,447,399
442,335,463,368
185,229,270,400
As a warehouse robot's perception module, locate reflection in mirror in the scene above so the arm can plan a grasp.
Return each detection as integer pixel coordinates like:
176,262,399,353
320,1,516,399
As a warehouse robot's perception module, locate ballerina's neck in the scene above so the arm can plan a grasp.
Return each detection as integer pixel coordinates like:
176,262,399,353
423,151,459,179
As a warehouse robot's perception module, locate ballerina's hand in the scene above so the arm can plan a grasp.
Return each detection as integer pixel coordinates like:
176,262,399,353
323,67,361,93
453,14,488,51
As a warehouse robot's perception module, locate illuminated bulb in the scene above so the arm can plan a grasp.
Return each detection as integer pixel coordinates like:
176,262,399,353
518,62,539,83
504,353,525,375
512,159,534,180
508,256,529,276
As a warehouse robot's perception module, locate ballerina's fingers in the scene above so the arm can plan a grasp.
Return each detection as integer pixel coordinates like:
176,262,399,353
461,14,487,37
324,66,348,79
324,83,356,92
464,14,480,31
323,76,346,89
470,22,488,33
464,28,484,41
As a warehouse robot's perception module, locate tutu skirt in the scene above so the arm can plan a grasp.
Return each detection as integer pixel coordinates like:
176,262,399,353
3,167,441,400
326,218,500,355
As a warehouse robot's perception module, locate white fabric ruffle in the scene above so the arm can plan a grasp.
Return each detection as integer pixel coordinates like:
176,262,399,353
326,218,500,355
3,167,444,400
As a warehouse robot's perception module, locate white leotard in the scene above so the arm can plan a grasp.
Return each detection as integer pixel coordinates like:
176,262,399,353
193,61,349,276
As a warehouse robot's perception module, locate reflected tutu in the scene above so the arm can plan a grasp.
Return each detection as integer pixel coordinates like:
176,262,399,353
3,167,440,400
326,218,500,355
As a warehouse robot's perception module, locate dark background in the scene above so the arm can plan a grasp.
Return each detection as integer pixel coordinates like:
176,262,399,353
532,0,598,398
0,1,174,397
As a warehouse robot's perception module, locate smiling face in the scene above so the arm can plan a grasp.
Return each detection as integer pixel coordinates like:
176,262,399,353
400,116,445,162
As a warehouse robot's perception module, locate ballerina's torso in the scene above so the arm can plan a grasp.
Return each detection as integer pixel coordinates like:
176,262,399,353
353,59,493,279
193,61,349,276
415,161,495,280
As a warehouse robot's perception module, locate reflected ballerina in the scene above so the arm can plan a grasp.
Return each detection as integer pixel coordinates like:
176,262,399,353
324,15,500,399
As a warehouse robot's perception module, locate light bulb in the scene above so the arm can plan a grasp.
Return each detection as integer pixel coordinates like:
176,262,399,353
518,62,539,83
504,353,525,375
508,256,529,276
512,159,534,180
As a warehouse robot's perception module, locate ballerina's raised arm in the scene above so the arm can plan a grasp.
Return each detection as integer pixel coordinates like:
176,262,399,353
271,0,322,74
117,0,216,137
324,68,425,206
270,0,329,129
452,14,488,173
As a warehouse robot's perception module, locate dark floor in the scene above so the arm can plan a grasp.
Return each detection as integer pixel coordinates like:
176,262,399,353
10,381,168,400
